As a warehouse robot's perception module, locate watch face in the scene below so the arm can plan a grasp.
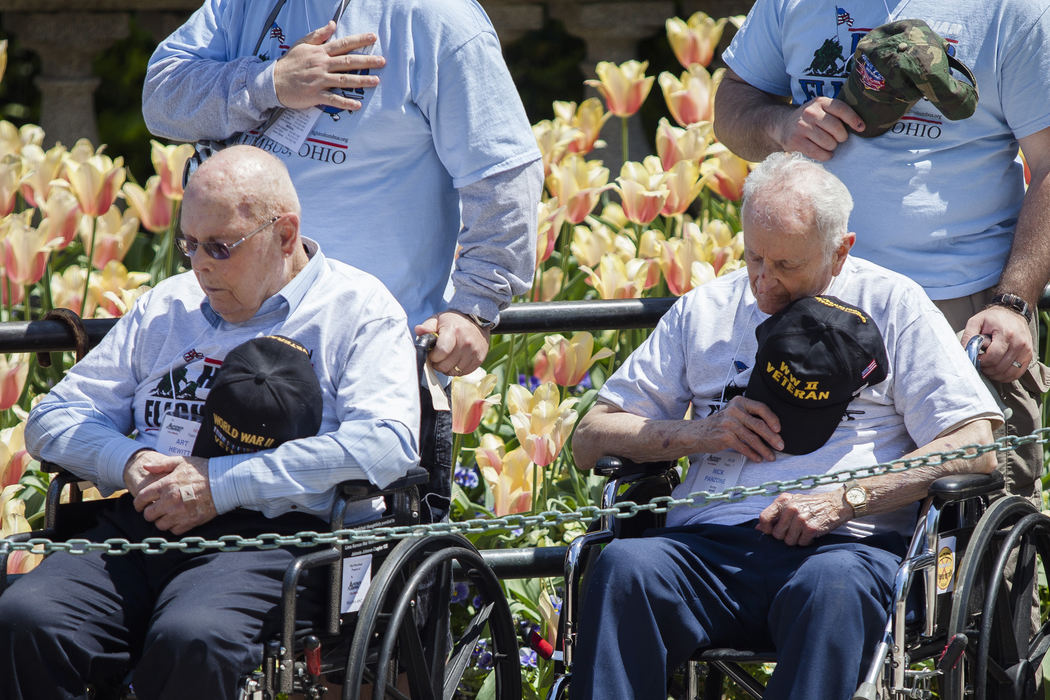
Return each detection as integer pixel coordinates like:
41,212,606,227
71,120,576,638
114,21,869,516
846,487,865,506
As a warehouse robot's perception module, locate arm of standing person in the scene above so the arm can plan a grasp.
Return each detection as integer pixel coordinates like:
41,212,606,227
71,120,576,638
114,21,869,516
143,1,383,142
713,69,867,162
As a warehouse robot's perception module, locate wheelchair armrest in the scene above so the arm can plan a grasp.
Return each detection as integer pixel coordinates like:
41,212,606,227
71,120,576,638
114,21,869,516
594,455,677,478
927,470,1004,507
338,465,430,501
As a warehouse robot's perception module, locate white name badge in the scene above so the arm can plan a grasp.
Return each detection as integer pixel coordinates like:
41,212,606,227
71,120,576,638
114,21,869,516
340,553,373,614
155,413,202,457
693,451,745,493
264,106,323,152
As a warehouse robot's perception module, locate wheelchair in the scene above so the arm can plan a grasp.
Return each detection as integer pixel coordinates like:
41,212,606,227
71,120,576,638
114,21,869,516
546,453,1050,700
0,334,522,700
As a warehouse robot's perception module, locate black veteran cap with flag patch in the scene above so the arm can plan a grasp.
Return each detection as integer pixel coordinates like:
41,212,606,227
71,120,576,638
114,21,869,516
745,296,889,455
192,335,323,458
839,18,978,138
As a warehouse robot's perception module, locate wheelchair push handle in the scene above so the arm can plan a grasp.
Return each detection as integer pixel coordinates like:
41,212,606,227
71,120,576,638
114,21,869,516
965,334,989,369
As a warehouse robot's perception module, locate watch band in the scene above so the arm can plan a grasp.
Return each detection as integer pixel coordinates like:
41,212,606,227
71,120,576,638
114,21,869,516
467,313,497,331
988,293,1033,323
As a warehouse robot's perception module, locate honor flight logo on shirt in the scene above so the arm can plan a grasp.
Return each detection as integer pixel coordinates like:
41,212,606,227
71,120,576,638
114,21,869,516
143,354,223,430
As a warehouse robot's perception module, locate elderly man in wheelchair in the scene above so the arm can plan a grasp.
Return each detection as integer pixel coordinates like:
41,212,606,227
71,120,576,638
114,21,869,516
567,152,1005,700
0,145,424,699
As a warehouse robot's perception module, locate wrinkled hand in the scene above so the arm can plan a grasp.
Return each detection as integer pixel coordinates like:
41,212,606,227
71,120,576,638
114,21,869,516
273,22,385,111
698,395,783,462
756,492,851,546
130,455,216,535
415,311,491,376
774,97,865,161
962,306,1033,382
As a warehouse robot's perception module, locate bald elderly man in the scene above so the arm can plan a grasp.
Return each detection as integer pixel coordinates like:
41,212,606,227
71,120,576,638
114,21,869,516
0,145,421,699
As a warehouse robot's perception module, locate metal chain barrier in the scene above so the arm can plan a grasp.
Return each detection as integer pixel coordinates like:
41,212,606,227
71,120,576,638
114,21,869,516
1,430,1040,559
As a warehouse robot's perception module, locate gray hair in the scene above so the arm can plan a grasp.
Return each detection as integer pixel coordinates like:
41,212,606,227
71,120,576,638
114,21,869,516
741,152,853,250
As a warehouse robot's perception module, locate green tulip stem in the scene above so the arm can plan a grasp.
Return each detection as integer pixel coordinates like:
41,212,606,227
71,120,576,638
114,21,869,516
80,218,97,318
452,430,464,476
620,116,630,165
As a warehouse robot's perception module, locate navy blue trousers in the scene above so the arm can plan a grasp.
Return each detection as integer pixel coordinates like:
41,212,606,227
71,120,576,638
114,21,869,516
0,496,327,700
571,522,906,700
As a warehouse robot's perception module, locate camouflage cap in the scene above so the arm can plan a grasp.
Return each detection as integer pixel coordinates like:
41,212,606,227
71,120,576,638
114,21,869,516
839,19,978,138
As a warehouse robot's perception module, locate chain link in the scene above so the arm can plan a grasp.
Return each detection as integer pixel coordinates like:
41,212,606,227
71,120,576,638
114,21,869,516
3,431,1039,557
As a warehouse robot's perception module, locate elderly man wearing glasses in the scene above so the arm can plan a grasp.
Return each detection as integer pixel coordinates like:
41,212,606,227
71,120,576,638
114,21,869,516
0,144,421,699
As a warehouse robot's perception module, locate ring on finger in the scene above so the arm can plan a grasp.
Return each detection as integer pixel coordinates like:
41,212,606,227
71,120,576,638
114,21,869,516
1012,360,1024,369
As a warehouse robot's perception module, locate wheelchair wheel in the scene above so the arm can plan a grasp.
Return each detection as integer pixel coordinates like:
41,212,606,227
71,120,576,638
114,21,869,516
945,495,1050,700
344,533,521,700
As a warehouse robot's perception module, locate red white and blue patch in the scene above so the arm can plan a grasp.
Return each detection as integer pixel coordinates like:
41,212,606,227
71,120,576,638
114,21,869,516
857,54,886,91
861,358,879,379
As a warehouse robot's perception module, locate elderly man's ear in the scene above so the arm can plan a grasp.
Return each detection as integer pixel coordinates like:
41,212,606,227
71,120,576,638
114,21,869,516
276,213,301,254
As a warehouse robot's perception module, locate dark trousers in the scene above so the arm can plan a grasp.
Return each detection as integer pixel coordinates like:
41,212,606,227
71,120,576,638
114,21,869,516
571,523,906,700
0,496,326,700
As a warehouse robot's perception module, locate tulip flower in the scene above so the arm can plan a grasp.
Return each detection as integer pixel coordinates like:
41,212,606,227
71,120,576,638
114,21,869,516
656,118,713,171
1,484,41,575
20,142,69,208
1,210,63,286
661,159,708,216
658,222,710,295
98,285,152,319
666,12,729,69
39,187,84,249
553,98,611,155
0,354,28,413
539,589,562,646
88,261,151,318
63,148,126,217
546,155,613,224
82,206,139,269
533,267,564,302
475,434,538,516
0,421,30,487
659,66,722,127
702,142,753,201
536,198,567,267
533,119,580,177
580,253,651,299
506,382,579,467
533,332,614,387
570,221,635,268
615,159,669,225
598,201,628,230
50,265,88,315
0,121,43,158
0,40,7,86
451,367,500,434
150,140,194,200
0,154,20,217
585,60,655,118
123,176,174,234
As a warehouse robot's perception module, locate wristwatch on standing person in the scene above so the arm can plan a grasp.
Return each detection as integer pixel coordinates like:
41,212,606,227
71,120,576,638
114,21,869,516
987,293,1033,323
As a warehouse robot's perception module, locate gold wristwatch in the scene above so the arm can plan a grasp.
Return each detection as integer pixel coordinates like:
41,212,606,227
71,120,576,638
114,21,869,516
844,480,870,517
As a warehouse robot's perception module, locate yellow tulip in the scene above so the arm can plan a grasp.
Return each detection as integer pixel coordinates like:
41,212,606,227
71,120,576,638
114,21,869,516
39,187,83,249
661,160,708,216
50,265,89,315
659,66,722,127
533,119,580,178
0,154,20,217
656,118,714,171
638,229,665,260
1,210,63,286
702,142,753,202
536,197,566,266
585,60,655,118
666,12,729,69
0,121,43,158
533,267,564,302
580,253,651,299
547,155,613,225
533,332,614,387
19,142,68,208
658,222,710,295
507,382,579,467
0,421,30,487
1,484,41,574
598,201,628,230
476,434,538,516
123,176,174,234
88,261,151,318
81,206,139,269
615,159,669,225
150,140,194,200
97,286,153,319
570,221,635,268
553,98,611,155
63,148,126,217
451,367,500,434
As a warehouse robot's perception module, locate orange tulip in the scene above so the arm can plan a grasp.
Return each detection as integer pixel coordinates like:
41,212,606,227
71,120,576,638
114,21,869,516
533,267,564,302
659,66,722,127
533,119,580,178
150,140,194,200
661,159,708,216
20,142,68,208
553,98,611,155
507,382,579,467
615,159,669,225
547,155,613,225
580,253,650,299
533,332,614,387
702,143,752,201
1,484,41,575
89,261,151,318
1,210,62,286
451,367,499,434
82,206,139,269
666,13,729,69
476,434,538,516
63,147,126,217
585,60,655,118
656,118,713,171
0,354,28,413
570,221,635,268
123,176,174,234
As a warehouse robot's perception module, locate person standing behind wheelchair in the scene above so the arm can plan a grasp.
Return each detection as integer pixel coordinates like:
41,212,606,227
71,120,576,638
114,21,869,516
569,152,1003,699
0,145,421,700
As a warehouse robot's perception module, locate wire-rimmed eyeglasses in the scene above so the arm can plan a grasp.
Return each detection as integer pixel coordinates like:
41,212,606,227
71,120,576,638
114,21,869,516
175,215,281,260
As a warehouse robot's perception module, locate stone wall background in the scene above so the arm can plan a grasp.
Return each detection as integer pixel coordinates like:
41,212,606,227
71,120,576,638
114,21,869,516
0,0,754,174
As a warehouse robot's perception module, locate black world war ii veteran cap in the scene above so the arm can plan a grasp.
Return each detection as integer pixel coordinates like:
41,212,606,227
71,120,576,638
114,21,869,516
745,296,889,455
193,335,323,458
839,19,978,138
